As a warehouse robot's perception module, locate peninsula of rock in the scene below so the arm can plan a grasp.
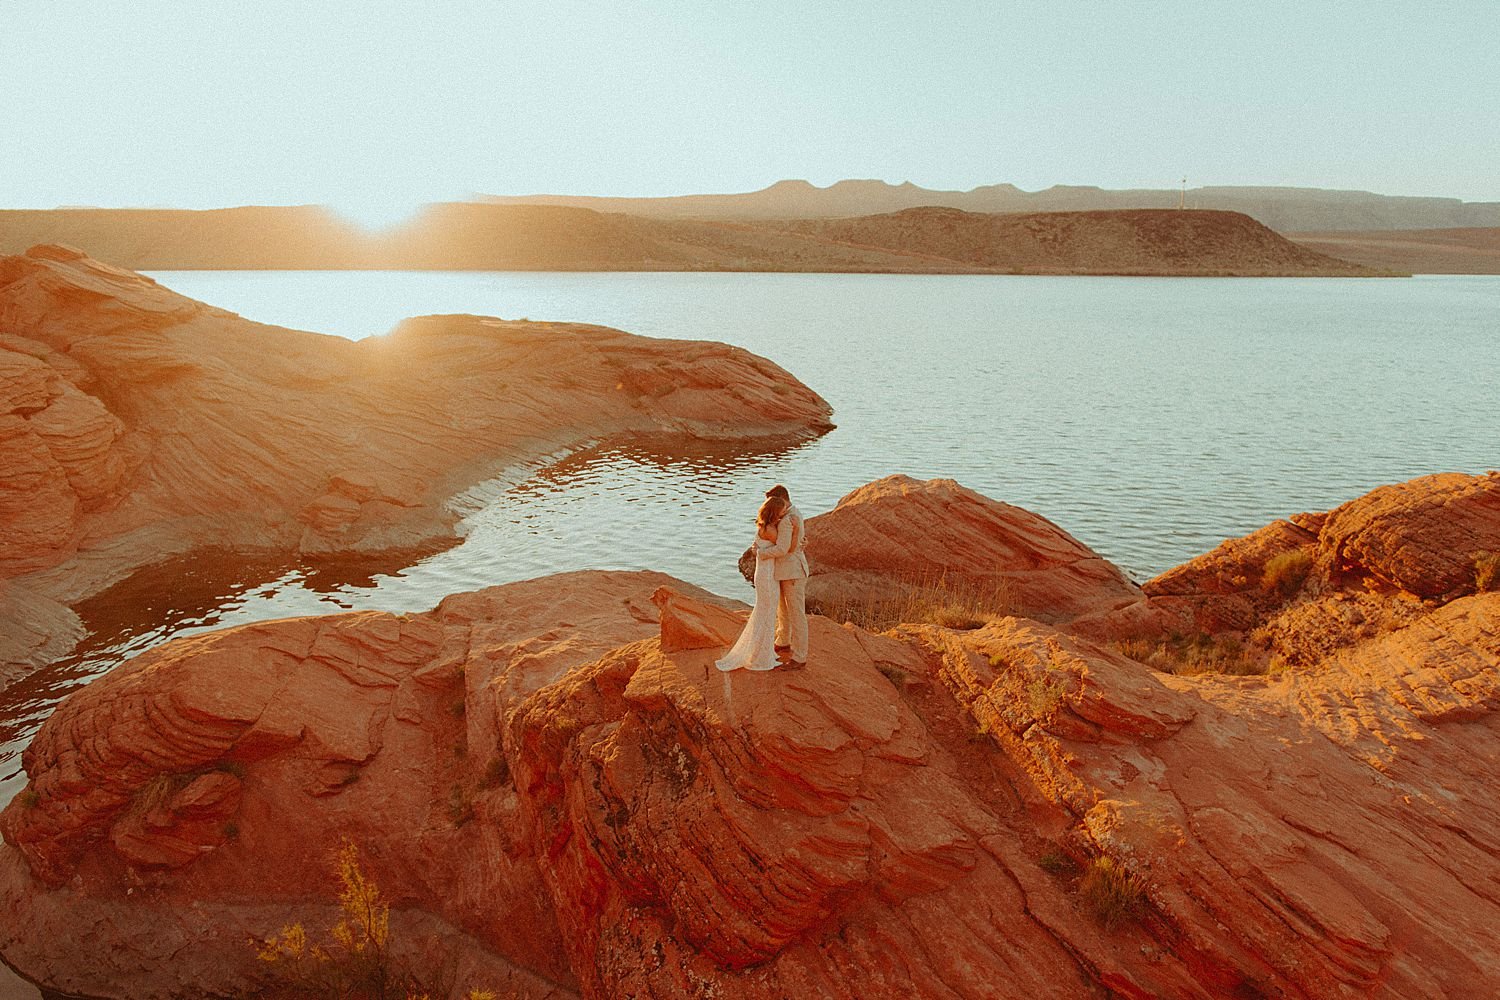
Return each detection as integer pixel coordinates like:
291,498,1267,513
0,246,833,678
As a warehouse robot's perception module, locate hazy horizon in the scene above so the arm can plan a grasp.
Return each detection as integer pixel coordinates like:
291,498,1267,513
24,175,1500,213
3,1,1497,229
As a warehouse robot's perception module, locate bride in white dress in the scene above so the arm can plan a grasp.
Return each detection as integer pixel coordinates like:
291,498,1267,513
716,495,788,672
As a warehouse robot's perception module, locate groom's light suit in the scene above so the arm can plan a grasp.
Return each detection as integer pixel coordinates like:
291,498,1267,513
760,504,809,661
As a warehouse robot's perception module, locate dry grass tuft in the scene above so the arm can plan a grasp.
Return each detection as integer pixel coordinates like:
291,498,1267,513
1261,548,1314,597
1114,633,1265,676
1079,856,1146,931
1026,674,1069,720
809,573,1015,632
1475,551,1500,592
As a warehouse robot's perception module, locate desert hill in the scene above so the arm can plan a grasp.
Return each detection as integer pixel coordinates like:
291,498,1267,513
1290,226,1500,274
482,177,1500,232
0,204,1389,275
776,207,1381,275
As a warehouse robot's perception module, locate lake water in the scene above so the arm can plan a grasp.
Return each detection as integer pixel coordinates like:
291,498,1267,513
2,271,1498,807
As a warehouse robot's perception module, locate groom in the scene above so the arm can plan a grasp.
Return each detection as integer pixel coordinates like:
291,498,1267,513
760,484,809,667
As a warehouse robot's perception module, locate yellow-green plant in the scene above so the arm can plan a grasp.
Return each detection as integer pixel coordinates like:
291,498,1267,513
254,841,486,999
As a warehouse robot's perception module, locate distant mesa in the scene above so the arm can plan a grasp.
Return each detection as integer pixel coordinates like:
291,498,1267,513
478,177,1500,231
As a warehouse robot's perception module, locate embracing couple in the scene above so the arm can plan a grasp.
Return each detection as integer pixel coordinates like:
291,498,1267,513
716,484,809,673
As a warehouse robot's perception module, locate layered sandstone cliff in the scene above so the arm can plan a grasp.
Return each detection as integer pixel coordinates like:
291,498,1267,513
0,246,832,678
3,473,1496,998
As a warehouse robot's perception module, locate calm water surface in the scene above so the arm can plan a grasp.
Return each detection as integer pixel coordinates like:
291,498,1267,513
2,272,1497,816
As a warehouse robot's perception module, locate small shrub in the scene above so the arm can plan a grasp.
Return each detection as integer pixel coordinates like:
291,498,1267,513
18,789,40,809
1261,549,1313,598
449,699,467,718
254,841,474,999
257,842,397,998
1026,674,1068,720
1039,850,1077,877
1476,551,1500,592
216,760,248,779
223,820,240,840
1079,856,1145,931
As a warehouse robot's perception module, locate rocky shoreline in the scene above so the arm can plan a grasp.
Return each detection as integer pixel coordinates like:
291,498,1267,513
2,471,1497,998
0,246,833,681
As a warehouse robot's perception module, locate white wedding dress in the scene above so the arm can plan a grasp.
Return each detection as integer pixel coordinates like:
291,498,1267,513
716,538,779,672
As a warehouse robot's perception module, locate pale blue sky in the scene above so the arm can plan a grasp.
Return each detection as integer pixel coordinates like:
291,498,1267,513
2,0,1496,224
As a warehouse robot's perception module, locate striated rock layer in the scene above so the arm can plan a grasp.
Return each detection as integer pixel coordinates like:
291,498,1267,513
2,473,1498,998
0,245,832,679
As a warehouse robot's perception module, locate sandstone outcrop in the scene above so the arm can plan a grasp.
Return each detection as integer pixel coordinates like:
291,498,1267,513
804,475,1142,623
0,246,832,680
1074,471,1500,668
5,466,1499,999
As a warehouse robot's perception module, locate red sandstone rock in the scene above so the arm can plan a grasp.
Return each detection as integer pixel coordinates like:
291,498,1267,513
0,246,832,679
1315,471,1500,599
804,474,1142,622
650,585,745,651
5,474,1500,999
5,535,1496,998
1074,471,1500,661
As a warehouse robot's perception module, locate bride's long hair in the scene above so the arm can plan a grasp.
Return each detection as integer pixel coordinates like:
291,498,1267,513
757,495,788,532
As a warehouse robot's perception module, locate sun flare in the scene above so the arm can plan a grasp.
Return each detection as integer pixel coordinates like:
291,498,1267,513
327,199,423,233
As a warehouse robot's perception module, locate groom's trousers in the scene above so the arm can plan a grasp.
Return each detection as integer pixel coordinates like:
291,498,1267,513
776,577,809,662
